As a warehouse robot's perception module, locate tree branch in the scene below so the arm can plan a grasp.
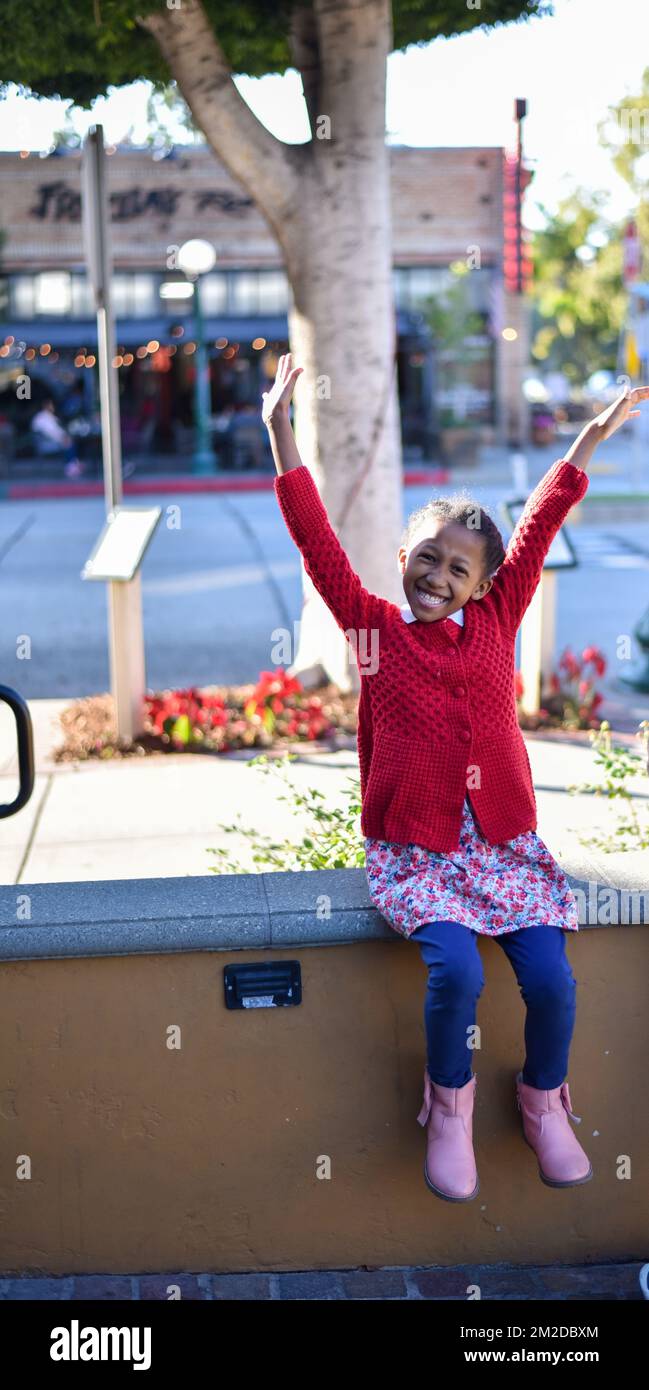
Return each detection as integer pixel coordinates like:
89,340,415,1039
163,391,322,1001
139,0,302,235
289,3,321,137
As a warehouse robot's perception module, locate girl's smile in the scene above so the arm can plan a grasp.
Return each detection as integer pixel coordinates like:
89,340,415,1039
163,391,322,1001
413,587,449,610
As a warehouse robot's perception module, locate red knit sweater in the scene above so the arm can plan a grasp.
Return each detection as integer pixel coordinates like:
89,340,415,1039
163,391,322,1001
274,459,589,852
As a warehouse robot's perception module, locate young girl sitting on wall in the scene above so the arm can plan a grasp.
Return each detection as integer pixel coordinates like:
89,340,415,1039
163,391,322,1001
263,354,649,1203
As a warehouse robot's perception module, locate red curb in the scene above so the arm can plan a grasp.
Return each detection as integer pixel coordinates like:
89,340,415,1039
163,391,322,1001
5,467,449,500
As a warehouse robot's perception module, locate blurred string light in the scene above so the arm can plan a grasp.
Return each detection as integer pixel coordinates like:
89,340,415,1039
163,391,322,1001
252,337,266,350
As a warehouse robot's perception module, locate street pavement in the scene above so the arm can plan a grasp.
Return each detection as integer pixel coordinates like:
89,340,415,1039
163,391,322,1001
1,1260,645,1300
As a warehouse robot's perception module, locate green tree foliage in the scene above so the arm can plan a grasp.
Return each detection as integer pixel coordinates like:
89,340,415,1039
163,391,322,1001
598,66,649,201
530,191,627,382
530,67,649,382
1,1,552,107
598,65,649,254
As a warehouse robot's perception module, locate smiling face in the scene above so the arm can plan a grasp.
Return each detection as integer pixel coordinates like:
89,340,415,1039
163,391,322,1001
398,519,494,623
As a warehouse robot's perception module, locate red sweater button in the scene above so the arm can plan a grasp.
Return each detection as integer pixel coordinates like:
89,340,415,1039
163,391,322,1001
459,729,471,742
455,685,466,697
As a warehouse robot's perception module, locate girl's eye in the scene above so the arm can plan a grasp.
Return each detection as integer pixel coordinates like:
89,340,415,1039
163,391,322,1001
421,555,466,576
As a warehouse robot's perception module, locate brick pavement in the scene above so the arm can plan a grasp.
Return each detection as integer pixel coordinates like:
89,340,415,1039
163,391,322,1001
0,1262,644,1300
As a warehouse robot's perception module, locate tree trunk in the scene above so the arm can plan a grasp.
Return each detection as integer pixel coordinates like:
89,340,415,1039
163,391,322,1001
143,0,405,693
282,191,403,694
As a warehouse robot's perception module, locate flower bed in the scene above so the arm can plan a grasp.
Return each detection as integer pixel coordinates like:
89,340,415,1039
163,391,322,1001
53,644,609,762
53,670,358,762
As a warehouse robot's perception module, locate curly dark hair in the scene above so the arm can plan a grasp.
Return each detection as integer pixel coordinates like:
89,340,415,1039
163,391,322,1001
400,489,507,582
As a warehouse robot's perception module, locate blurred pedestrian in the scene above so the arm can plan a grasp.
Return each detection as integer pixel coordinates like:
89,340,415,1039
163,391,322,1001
30,398,85,478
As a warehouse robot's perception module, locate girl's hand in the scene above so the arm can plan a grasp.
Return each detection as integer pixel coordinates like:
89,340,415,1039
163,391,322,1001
593,383,649,441
261,352,303,426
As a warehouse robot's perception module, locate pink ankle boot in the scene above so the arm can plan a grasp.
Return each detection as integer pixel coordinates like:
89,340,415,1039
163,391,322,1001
515,1070,593,1187
416,1068,479,1202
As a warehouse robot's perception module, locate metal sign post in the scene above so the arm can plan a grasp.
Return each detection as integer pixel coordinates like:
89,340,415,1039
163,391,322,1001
81,124,153,743
82,508,162,743
81,124,122,514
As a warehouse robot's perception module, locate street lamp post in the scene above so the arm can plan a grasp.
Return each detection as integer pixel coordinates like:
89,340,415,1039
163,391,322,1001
178,238,217,475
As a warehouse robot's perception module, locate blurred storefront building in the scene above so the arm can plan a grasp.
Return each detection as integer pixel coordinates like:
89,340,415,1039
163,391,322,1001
0,143,528,471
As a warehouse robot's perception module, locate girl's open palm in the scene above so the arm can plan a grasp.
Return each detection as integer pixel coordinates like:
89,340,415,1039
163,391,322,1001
594,383,649,440
261,352,303,425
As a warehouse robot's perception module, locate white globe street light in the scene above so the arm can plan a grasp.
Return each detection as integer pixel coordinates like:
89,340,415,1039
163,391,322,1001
178,238,217,472
177,238,217,280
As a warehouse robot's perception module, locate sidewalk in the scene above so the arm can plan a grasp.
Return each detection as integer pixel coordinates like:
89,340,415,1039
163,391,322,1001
1,1261,644,1300
1,696,647,886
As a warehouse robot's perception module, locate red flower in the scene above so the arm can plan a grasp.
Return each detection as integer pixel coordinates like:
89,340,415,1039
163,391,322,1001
558,647,580,679
582,646,607,677
253,668,302,701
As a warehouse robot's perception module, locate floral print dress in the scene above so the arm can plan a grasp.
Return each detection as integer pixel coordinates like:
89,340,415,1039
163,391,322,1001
363,605,579,940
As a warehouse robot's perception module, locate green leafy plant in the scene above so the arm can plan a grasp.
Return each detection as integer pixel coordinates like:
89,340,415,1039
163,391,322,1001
421,264,485,356
207,753,365,873
566,719,649,852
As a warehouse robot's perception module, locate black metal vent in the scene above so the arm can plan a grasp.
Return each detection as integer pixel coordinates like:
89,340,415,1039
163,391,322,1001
223,960,302,1010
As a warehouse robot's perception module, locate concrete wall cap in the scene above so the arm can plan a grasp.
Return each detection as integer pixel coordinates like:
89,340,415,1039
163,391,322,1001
0,867,646,962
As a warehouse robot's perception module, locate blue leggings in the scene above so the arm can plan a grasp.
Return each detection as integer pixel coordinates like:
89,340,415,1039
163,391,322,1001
413,921,577,1090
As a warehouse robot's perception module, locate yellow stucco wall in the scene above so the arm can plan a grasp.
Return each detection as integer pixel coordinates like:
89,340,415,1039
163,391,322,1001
0,929,647,1274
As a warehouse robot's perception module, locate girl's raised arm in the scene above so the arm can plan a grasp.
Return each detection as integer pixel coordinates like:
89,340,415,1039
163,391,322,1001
487,384,649,635
263,354,389,640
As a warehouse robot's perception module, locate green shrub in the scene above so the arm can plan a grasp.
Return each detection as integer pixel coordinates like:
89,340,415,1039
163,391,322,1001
567,719,649,852
207,753,365,873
